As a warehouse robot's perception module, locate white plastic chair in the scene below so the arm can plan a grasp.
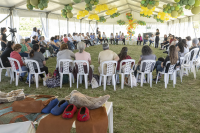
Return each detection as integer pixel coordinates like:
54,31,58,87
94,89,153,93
175,57,184,83
59,59,74,88
0,58,12,83
189,48,199,76
8,57,28,86
74,60,89,89
45,50,50,58
181,52,196,79
136,60,156,87
99,61,118,91
25,59,46,88
156,61,176,88
118,59,135,89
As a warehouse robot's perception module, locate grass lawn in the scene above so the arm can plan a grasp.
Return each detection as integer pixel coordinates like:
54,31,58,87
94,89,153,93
1,44,200,133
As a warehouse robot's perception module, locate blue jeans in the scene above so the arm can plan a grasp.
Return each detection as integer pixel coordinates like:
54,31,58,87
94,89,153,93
149,40,154,46
51,45,59,52
154,61,164,75
69,42,75,50
116,70,119,83
143,39,148,45
17,66,32,81
96,38,99,44
20,53,28,57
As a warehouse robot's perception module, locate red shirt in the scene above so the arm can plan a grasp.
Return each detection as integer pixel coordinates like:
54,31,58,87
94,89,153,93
10,51,23,70
63,38,68,43
170,39,174,44
117,55,134,70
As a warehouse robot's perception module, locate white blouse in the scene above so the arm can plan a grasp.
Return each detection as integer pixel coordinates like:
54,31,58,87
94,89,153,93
102,34,106,38
187,41,192,48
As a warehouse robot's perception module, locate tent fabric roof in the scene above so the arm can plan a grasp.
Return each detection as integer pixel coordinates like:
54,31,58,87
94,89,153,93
0,0,198,23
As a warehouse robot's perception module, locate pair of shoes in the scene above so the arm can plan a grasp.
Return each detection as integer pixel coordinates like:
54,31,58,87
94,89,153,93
163,51,168,53
19,76,23,82
62,104,90,122
51,100,69,115
25,80,35,84
42,98,59,114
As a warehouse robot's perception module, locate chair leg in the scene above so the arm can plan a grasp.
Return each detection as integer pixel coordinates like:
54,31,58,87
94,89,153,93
69,74,72,88
121,74,124,89
80,75,82,84
164,74,167,88
136,73,139,82
99,75,102,86
77,74,79,89
150,73,152,88
130,73,133,88
147,73,150,83
16,73,19,86
0,69,2,82
173,73,176,88
10,69,12,84
103,76,106,91
141,73,144,87
35,74,39,88
60,73,63,88
156,73,159,84
84,75,88,89
72,74,74,83
193,65,196,79
29,74,31,87
112,75,116,91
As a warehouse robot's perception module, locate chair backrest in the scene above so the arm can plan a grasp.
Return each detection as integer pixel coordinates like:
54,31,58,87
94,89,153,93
179,57,184,65
190,48,199,61
140,60,156,73
59,59,73,74
183,52,191,66
119,59,135,74
101,61,118,75
7,57,22,72
74,60,89,75
0,58,5,68
25,59,41,74
164,61,176,74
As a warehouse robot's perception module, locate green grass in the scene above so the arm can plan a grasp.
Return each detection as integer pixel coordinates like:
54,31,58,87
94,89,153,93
1,45,200,133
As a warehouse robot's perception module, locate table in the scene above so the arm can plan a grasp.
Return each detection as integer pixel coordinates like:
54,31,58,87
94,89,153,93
37,102,113,133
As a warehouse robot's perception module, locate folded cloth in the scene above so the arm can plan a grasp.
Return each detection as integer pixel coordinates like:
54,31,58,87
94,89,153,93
0,89,25,103
76,107,108,133
12,97,55,113
36,113,77,133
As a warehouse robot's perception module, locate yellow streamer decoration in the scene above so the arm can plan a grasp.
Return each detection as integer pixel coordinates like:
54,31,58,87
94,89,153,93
88,14,99,20
77,10,89,19
105,8,117,15
157,12,171,21
95,4,109,12
140,6,155,16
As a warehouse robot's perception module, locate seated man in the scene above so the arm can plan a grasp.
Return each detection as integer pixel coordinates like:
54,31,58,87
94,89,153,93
149,34,154,46
143,34,149,45
98,43,119,85
189,38,199,60
90,33,95,45
67,34,76,51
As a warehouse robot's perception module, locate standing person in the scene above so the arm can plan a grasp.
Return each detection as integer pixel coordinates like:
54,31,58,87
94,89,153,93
115,33,120,45
155,29,160,48
98,31,103,44
0,41,15,67
37,29,41,40
0,27,7,51
102,32,108,43
121,33,125,45
137,34,143,45
143,34,149,45
149,34,155,46
10,44,32,84
96,27,99,34
31,27,38,38
110,33,114,44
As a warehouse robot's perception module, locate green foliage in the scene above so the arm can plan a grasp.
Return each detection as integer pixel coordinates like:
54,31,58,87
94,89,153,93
140,13,151,18
98,16,106,23
110,12,120,18
137,20,146,25
27,0,49,10
117,20,126,25
61,4,73,18
85,0,99,11
141,0,160,8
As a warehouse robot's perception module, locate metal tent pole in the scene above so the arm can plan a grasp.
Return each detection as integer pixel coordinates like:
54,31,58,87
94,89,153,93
46,13,49,40
67,18,69,34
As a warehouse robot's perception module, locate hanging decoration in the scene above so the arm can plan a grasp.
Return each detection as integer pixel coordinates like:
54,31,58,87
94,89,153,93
85,0,99,11
95,4,109,12
140,6,156,18
140,0,160,9
105,8,117,15
153,12,171,23
98,16,106,22
175,0,200,14
110,12,120,18
137,20,146,25
126,13,133,20
162,3,184,18
117,20,126,25
88,14,99,20
77,10,89,19
126,13,137,36
27,0,49,10
61,4,73,18
73,0,82,3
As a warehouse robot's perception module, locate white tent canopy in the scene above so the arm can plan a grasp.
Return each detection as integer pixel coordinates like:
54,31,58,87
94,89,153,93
0,0,200,42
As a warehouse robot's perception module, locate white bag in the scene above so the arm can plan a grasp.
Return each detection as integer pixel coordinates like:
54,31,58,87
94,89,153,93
125,74,137,87
91,77,99,89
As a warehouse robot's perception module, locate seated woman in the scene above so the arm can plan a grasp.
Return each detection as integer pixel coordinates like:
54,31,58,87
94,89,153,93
153,45,178,81
116,47,133,84
67,34,76,50
121,33,125,45
54,35,61,47
73,42,93,84
20,39,30,57
115,33,120,45
25,38,32,52
134,45,156,76
182,39,189,54
10,44,32,84
56,43,75,69
186,36,192,49
28,44,49,81
177,42,185,58
137,34,143,45
50,37,60,53
102,32,108,43
39,36,54,56
0,41,15,67
32,36,45,54
110,33,114,44
160,34,168,49
98,31,103,44
149,34,155,46
25,38,33,48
